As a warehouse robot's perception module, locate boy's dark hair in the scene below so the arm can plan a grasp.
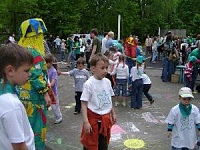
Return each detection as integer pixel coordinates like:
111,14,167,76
0,43,34,79
45,53,54,63
90,53,109,67
91,28,98,36
77,57,86,65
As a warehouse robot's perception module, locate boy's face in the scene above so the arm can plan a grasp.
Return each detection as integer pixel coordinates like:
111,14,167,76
179,96,192,106
77,63,85,70
91,60,108,80
8,63,32,86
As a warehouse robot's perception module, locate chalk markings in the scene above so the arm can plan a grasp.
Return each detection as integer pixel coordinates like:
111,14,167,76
142,112,159,124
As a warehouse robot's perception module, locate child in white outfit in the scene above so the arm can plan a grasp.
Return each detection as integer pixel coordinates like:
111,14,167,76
111,55,129,107
80,54,116,150
166,87,200,150
0,43,35,150
130,55,145,109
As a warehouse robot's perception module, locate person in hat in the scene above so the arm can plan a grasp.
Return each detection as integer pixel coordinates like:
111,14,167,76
130,55,145,109
18,18,51,150
166,87,200,150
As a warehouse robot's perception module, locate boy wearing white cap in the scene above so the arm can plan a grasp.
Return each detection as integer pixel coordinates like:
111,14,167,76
166,87,200,150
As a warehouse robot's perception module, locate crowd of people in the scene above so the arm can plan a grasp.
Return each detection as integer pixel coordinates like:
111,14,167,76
1,17,200,150
144,32,200,94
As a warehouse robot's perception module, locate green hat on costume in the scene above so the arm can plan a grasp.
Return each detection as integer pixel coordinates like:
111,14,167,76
189,56,197,63
136,55,145,64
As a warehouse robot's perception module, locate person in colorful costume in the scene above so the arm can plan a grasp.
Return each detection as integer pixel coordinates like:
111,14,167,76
125,35,138,88
17,18,50,150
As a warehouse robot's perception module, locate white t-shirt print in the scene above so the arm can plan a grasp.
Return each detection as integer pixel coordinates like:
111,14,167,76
166,104,200,149
81,76,114,115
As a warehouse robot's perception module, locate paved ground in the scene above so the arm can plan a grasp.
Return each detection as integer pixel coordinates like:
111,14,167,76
45,57,200,150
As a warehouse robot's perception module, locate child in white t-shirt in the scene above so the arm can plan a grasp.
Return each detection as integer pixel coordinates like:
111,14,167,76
166,87,200,150
111,55,129,107
130,55,145,109
80,53,116,150
141,73,154,105
0,43,35,150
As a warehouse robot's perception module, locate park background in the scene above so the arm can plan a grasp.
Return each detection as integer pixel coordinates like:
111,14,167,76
0,0,200,43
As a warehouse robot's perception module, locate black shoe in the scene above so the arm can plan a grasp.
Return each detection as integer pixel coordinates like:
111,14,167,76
150,100,155,105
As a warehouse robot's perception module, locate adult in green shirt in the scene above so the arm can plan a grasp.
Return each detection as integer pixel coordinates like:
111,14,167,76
187,42,200,92
67,34,74,54
89,28,101,62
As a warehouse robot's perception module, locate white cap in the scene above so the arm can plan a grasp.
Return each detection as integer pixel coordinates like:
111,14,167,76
179,87,194,98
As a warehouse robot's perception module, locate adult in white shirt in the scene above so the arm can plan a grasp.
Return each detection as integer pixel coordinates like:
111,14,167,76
54,36,61,53
101,32,108,54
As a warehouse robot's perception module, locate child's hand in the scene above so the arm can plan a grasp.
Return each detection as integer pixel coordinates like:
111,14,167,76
83,122,92,134
44,92,51,108
112,113,117,124
167,132,172,138
57,70,61,76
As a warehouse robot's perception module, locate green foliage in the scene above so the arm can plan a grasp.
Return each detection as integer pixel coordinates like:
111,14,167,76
0,0,199,43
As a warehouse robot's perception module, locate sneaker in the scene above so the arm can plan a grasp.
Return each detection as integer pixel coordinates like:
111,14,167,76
150,100,155,105
122,102,126,107
54,117,62,124
74,111,80,115
192,91,197,94
115,101,119,107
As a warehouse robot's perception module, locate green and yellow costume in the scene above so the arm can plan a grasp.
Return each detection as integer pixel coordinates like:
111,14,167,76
18,18,48,150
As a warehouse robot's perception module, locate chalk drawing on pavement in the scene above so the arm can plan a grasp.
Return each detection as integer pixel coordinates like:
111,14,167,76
124,139,146,149
110,133,122,142
110,125,127,142
142,112,159,124
111,125,127,134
